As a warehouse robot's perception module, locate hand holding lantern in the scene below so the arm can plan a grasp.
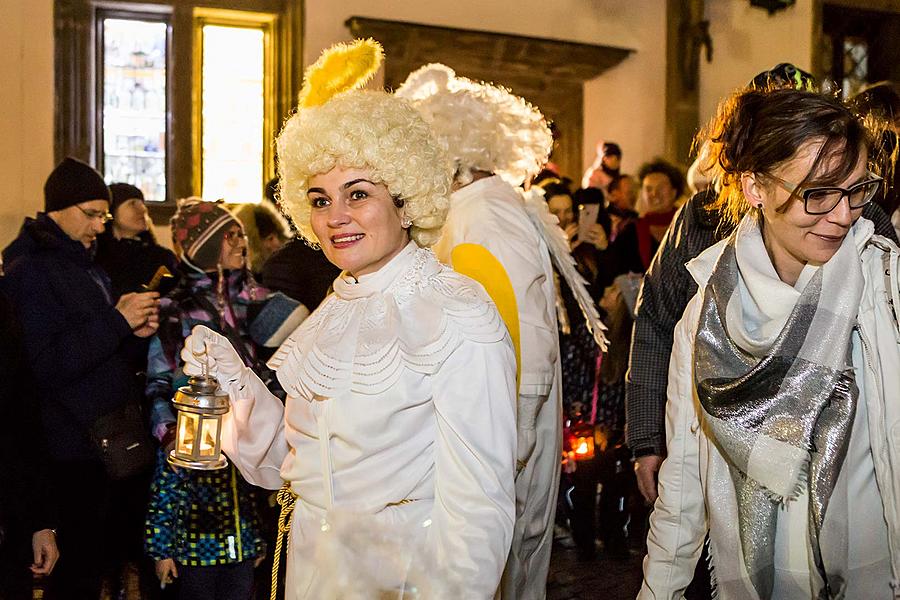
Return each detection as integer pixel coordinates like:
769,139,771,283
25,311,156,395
181,325,244,383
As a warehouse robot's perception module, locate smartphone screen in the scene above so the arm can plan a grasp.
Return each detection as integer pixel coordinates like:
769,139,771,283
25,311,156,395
578,203,600,242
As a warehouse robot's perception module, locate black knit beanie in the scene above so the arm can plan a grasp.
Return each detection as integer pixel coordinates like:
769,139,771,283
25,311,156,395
44,157,111,212
108,182,144,214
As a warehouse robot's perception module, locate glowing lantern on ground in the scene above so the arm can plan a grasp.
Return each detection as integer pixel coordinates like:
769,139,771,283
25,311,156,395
568,420,596,461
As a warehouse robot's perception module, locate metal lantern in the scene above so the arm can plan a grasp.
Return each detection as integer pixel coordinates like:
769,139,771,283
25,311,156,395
168,374,230,470
567,420,596,462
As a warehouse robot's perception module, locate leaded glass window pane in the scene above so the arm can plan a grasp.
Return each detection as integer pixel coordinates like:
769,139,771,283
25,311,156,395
101,18,167,201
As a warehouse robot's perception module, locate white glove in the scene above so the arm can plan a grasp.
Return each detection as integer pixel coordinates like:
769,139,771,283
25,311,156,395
180,324,245,385
515,393,544,475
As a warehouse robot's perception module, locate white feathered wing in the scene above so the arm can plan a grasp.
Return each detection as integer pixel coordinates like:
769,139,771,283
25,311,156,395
520,187,609,351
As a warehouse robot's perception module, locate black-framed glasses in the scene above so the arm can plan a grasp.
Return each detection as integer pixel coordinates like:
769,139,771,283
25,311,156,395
767,172,883,215
223,229,246,246
75,205,113,223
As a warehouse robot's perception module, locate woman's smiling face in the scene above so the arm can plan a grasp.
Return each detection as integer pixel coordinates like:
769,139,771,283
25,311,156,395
308,166,410,277
745,138,869,284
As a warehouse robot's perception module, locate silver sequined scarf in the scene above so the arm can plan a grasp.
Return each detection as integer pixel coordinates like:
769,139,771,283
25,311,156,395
693,221,864,599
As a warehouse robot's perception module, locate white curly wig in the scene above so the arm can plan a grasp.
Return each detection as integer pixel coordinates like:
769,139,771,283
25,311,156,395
276,90,452,247
395,64,553,187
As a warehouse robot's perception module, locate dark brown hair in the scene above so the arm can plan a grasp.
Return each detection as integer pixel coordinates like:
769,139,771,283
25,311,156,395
541,181,573,200
637,159,686,198
850,81,900,126
698,89,872,228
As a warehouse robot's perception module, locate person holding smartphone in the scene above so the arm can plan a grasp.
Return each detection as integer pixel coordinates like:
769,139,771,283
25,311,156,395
1,158,160,599
95,182,179,301
595,160,684,293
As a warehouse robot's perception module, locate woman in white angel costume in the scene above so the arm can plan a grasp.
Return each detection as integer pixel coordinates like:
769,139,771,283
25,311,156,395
180,40,517,599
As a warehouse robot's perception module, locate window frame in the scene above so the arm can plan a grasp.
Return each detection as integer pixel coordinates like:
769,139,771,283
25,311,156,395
94,7,173,202
55,0,301,221
191,7,278,201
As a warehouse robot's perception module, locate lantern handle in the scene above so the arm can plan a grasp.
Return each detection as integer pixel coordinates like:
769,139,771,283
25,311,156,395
201,341,210,379
189,338,211,379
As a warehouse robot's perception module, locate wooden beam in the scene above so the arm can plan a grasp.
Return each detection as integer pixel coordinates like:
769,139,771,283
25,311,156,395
346,16,633,181
822,0,900,14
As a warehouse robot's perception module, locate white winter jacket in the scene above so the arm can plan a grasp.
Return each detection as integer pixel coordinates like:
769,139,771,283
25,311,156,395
639,218,900,599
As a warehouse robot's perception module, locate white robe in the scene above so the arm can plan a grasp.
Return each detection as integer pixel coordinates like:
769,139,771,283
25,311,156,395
434,175,562,600
218,242,518,599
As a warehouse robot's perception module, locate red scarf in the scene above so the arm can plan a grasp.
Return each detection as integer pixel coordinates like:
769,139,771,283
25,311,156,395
636,209,676,269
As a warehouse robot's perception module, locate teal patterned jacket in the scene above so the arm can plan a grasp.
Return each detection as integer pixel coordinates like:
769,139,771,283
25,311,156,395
145,449,265,566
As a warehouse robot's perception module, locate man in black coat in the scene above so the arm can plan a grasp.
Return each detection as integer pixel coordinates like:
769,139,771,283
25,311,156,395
1,157,161,599
0,286,59,599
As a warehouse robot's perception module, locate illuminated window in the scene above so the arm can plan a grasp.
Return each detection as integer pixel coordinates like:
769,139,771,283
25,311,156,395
58,1,297,208
194,10,276,203
100,17,168,201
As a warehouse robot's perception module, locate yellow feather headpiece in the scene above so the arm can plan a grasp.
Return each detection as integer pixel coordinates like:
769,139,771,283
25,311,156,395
297,38,384,108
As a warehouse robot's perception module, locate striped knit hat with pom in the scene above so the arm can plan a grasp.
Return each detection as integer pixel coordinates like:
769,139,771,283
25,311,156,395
170,198,240,272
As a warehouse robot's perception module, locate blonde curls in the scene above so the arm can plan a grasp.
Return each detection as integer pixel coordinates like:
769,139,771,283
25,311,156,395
276,91,452,247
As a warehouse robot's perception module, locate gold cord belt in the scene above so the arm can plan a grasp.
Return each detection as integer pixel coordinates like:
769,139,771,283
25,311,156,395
386,498,417,507
271,483,298,600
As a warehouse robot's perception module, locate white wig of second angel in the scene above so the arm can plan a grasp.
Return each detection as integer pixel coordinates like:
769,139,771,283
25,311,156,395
395,64,553,187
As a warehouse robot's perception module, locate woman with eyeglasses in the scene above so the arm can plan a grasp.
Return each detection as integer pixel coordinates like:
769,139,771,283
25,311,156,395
639,88,900,599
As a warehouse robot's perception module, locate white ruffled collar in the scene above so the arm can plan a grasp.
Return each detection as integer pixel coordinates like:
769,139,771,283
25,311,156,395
268,244,507,398
333,241,419,300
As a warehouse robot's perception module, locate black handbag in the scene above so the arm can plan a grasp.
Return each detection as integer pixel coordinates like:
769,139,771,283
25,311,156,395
89,401,155,479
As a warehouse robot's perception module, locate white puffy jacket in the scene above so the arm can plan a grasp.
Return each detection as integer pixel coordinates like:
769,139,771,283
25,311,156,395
638,220,900,599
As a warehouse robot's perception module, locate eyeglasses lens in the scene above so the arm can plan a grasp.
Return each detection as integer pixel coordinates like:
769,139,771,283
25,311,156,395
806,180,881,214
225,230,245,245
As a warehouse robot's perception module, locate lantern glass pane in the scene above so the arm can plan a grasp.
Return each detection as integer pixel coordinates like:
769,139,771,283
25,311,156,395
199,417,219,457
177,411,200,457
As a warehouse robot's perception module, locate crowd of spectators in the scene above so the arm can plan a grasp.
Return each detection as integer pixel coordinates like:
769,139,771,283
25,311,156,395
2,67,898,600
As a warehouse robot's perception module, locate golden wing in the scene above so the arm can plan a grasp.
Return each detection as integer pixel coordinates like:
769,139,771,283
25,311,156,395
451,243,521,392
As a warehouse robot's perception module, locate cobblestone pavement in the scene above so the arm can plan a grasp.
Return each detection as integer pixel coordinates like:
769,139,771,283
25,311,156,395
546,540,644,600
